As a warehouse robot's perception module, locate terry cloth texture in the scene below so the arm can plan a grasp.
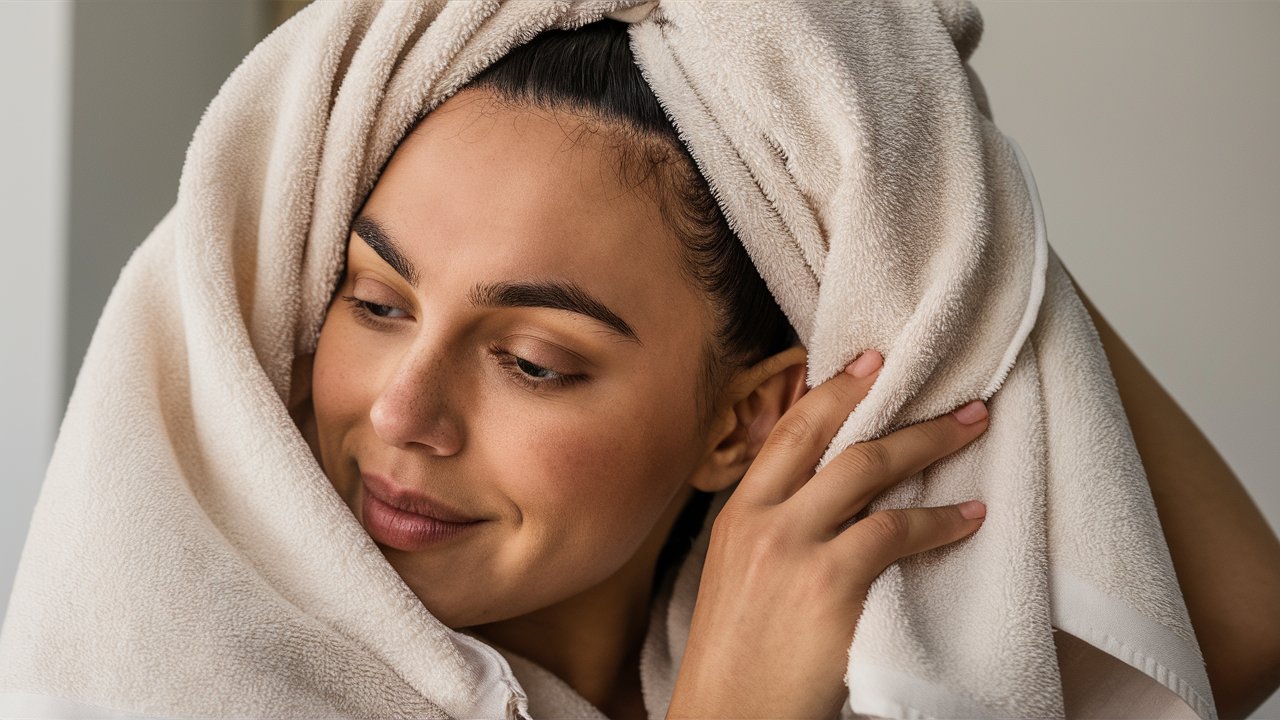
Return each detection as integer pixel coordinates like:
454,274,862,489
0,1,1215,718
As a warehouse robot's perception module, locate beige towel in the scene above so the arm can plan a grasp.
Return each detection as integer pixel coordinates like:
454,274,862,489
0,1,1215,718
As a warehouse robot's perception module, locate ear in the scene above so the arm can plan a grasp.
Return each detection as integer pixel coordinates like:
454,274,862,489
688,345,809,494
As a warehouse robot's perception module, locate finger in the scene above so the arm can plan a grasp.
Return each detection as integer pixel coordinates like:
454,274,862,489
734,349,884,506
831,501,987,579
788,399,989,535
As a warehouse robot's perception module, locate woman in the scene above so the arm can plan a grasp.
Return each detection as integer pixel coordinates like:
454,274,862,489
291,19,1279,720
3,4,1276,719
299,20,988,718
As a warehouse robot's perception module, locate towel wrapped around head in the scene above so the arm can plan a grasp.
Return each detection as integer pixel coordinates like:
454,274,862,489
0,1,1216,718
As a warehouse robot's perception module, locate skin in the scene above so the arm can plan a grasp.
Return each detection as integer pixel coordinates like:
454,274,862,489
1072,281,1280,720
667,353,992,718
290,86,1280,718
300,86,986,717
305,87,795,718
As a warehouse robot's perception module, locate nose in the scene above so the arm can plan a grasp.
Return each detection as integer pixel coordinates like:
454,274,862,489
369,340,464,456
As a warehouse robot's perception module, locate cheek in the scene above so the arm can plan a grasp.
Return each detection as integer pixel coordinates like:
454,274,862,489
311,309,382,493
489,377,703,563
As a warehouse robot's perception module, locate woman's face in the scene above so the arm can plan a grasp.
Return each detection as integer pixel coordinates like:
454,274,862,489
311,89,720,627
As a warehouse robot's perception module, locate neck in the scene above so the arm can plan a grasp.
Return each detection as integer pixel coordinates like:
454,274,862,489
468,484,696,718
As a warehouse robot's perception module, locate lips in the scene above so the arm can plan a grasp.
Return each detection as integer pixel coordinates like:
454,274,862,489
360,471,483,523
359,472,486,552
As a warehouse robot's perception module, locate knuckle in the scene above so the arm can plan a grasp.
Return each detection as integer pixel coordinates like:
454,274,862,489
859,508,912,550
713,523,792,579
806,551,847,596
746,527,791,566
843,440,892,478
766,411,820,452
711,506,798,572
710,502,751,539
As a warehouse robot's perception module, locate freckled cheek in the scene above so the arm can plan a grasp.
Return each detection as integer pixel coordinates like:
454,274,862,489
500,410,683,547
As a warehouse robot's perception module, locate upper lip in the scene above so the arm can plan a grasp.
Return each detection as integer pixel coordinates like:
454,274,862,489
360,472,484,524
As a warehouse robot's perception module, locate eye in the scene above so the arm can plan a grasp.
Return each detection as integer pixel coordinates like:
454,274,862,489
361,300,408,319
339,295,410,330
514,356,558,380
488,343,588,391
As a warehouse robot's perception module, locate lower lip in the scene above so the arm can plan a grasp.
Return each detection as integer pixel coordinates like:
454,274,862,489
361,492,484,552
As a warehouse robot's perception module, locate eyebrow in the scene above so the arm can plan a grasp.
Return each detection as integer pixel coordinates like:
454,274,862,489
351,215,419,286
468,279,641,345
350,214,641,345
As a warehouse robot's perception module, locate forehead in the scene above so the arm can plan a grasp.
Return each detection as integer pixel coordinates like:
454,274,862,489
354,89,708,337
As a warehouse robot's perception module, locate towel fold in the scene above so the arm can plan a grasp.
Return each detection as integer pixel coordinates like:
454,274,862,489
0,1,1215,718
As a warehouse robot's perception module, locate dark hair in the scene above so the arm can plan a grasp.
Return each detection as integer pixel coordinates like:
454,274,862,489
428,20,801,589
454,19,800,418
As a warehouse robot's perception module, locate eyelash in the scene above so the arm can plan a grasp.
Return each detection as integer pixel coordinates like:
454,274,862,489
340,295,403,332
488,343,587,391
339,295,588,391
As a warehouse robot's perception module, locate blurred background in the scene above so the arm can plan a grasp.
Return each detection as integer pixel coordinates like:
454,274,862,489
1,0,1276,716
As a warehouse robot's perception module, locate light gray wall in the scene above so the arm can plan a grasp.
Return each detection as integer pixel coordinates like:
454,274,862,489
971,1,1279,532
0,0,71,644
970,2,1279,717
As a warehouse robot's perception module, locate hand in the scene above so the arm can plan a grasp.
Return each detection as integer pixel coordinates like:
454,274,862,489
666,349,990,719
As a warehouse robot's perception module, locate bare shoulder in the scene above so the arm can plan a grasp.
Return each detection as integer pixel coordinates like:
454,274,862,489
1059,264,1280,720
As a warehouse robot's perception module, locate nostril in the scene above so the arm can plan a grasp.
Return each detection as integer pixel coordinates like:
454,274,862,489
369,381,463,456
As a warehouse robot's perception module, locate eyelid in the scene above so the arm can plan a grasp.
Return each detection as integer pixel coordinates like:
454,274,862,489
488,344,589,392
499,333,592,371
352,276,411,309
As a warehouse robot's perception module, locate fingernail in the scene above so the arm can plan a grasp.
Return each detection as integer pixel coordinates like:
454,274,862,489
845,350,883,378
953,399,988,424
958,500,986,520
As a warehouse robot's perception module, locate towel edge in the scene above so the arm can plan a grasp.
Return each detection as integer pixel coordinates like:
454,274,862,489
1051,569,1219,720
982,131,1049,402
